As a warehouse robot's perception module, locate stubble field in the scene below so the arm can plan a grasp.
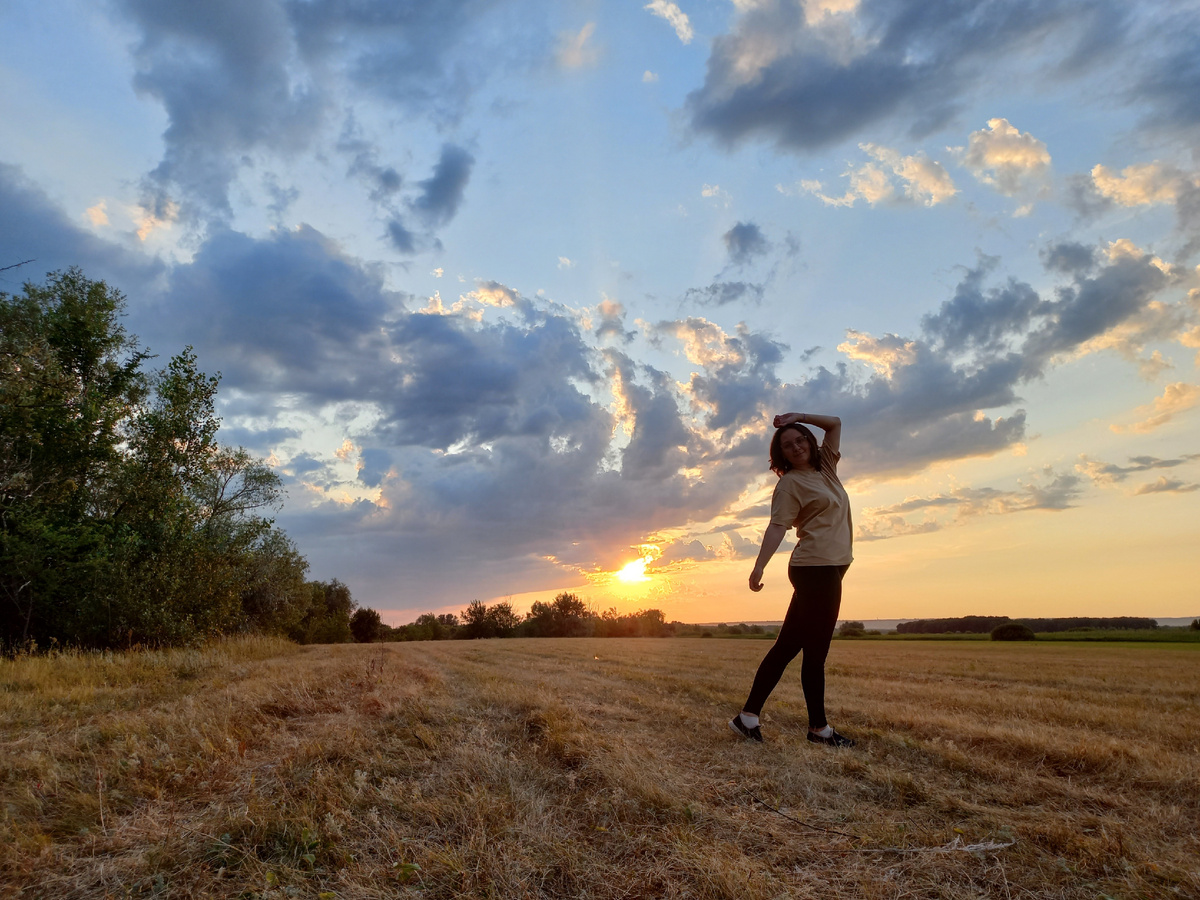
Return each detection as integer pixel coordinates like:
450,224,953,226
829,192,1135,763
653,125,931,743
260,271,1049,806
2,635,1198,899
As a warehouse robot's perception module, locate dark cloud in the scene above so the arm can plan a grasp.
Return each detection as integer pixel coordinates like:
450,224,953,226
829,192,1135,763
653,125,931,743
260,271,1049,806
687,0,1123,153
357,448,392,488
409,144,475,229
386,219,418,254
921,257,1049,353
1040,241,1096,276
113,0,523,222
684,280,765,307
120,0,325,220
723,221,770,265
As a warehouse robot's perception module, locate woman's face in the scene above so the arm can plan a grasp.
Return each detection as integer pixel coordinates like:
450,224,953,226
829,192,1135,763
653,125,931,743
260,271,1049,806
779,428,812,470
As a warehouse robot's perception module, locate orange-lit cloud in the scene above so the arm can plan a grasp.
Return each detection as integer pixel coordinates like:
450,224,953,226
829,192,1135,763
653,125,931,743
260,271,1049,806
1111,382,1200,434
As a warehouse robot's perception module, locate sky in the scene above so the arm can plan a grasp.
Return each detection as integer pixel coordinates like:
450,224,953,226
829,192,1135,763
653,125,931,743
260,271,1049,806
2,0,1198,625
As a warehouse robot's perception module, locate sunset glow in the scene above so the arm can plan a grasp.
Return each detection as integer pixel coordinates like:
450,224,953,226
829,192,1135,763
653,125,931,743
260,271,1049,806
616,558,651,583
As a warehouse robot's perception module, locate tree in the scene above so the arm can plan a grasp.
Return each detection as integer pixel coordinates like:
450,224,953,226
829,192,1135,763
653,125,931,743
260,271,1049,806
291,580,355,644
991,623,1036,641
1,269,327,650
838,620,866,637
350,608,384,643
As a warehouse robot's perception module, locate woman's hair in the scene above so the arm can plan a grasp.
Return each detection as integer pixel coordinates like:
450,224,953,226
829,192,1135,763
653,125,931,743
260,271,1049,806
769,423,822,478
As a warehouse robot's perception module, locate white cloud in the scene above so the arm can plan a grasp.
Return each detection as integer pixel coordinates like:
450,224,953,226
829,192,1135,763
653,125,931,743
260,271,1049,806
642,70,660,83
802,144,956,207
557,22,599,69
955,118,1051,197
837,330,919,377
1091,162,1199,206
645,0,694,44
431,267,444,278
557,256,574,269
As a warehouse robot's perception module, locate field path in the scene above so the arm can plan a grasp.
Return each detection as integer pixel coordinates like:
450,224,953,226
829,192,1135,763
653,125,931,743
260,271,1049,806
3,637,1198,898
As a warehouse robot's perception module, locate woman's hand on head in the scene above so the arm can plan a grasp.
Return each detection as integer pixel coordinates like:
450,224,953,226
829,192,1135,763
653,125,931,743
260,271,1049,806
773,413,801,428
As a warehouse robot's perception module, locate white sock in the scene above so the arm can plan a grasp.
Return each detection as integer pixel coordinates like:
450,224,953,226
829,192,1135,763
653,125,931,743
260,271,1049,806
739,712,760,728
812,724,833,738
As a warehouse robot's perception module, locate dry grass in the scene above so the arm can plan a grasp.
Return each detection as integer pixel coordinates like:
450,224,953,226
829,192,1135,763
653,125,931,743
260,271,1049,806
3,636,1198,899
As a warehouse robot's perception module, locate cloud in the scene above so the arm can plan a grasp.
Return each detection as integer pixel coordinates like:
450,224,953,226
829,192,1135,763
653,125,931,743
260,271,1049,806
686,0,1125,154
684,281,765,307
955,118,1051,198
7,175,1195,609
1110,382,1200,433
643,70,660,83
1091,162,1197,207
858,468,1084,541
557,256,574,269
409,144,475,229
113,0,527,221
594,296,636,343
645,1,694,44
0,163,163,293
557,22,599,69
85,201,109,227
722,222,770,266
1132,477,1200,495
1075,453,1200,485
802,144,956,207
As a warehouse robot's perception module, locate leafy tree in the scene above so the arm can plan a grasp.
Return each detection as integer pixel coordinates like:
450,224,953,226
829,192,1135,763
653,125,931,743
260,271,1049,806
838,620,866,637
291,580,355,644
350,607,384,643
1,269,317,650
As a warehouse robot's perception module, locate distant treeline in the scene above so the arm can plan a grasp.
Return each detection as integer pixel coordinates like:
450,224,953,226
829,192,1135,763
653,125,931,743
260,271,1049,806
1,269,360,651
350,593,676,642
896,616,1160,635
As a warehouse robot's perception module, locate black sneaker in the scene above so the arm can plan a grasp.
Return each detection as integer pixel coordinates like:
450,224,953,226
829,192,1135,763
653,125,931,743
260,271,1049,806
807,728,855,748
729,716,763,743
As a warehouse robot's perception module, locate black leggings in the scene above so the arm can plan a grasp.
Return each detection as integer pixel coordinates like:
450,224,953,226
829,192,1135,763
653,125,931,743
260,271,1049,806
743,564,848,728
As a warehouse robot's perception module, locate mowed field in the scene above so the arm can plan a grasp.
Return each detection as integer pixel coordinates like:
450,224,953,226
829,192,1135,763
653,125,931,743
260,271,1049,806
3,637,1198,899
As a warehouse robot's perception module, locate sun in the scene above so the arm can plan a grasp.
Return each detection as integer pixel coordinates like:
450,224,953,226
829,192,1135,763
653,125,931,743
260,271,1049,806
616,557,651,583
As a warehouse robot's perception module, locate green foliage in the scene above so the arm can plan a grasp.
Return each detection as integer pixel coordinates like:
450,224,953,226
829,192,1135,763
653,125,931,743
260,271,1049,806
1191,619,1200,631
350,607,384,643
291,580,354,644
838,620,866,637
991,623,1036,641
0,269,315,650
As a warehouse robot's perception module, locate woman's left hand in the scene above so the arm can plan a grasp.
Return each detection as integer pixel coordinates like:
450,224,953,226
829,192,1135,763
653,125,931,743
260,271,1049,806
773,412,801,428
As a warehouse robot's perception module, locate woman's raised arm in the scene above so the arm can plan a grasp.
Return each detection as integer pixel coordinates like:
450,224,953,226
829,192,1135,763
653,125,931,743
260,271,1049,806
773,412,841,454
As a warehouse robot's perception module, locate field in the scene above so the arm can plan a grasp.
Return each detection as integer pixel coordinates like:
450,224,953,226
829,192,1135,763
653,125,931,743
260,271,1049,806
3,637,1198,899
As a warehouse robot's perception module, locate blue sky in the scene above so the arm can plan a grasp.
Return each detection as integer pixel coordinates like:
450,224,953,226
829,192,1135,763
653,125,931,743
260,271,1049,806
2,0,1198,623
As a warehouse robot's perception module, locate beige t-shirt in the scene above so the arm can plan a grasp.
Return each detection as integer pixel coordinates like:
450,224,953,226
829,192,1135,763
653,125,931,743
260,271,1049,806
769,443,853,566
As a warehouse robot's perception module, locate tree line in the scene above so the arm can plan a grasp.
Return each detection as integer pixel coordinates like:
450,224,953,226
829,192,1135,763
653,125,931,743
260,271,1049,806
350,593,676,642
0,269,361,651
895,615,1160,634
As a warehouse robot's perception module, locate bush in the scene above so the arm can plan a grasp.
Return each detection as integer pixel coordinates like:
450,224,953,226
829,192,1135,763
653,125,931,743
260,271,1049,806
1191,619,1200,631
991,623,1036,641
838,620,866,637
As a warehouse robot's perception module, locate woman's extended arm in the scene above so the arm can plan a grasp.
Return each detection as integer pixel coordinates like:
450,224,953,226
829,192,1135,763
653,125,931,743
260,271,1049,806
748,523,788,592
773,412,841,454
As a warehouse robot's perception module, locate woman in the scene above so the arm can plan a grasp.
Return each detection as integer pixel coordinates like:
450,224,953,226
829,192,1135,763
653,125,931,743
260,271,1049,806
729,411,855,747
